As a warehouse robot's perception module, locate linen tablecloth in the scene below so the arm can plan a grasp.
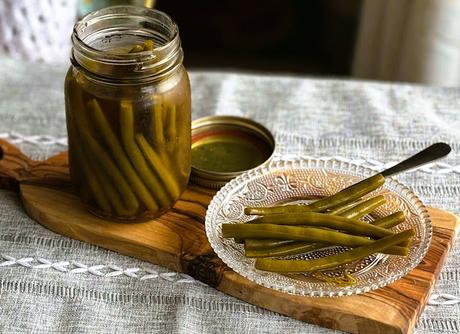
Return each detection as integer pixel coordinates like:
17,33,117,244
0,57,459,333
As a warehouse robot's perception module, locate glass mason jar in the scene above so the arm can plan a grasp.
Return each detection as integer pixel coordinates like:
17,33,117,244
65,6,191,221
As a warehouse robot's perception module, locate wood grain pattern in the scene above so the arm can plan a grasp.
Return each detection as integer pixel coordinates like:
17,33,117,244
0,139,69,188
0,139,458,334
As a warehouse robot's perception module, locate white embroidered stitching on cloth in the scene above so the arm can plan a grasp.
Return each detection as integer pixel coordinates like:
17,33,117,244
1,132,459,175
0,132,68,146
274,153,460,175
0,279,270,313
428,293,460,306
0,255,206,285
2,254,459,306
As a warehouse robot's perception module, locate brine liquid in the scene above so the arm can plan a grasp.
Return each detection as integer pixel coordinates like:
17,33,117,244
65,68,191,221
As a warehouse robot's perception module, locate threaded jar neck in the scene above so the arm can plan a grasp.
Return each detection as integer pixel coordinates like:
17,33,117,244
71,6,183,83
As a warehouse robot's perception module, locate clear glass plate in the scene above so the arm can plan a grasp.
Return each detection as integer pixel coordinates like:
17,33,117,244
205,158,432,297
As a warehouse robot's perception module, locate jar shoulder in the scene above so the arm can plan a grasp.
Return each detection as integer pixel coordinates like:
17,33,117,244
65,65,190,103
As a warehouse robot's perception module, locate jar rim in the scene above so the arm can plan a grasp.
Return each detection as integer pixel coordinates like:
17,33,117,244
71,5,183,82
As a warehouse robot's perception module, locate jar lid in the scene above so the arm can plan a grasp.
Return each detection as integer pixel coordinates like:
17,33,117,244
191,116,275,189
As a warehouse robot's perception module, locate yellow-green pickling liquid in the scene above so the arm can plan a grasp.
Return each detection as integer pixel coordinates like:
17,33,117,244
192,135,272,173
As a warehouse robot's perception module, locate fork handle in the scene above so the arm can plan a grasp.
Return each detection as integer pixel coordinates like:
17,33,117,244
380,143,451,177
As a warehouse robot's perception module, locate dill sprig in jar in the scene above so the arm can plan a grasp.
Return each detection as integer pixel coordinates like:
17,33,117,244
65,6,191,221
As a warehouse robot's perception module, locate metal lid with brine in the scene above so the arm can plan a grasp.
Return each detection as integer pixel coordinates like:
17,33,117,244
191,116,275,188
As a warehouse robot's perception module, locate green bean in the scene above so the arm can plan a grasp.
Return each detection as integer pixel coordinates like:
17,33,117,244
328,199,365,215
241,208,407,257
244,239,404,258
165,104,176,152
243,197,382,250
88,99,159,212
245,239,405,257
128,41,154,53
247,212,393,238
244,239,296,250
173,98,191,179
120,100,170,207
80,134,139,211
241,196,394,254
372,211,405,229
129,44,144,53
66,82,113,213
255,229,414,273
225,224,385,247
223,224,365,245
67,115,106,213
90,158,138,216
245,242,325,258
161,101,168,124
245,204,312,216
245,174,385,215
135,133,180,199
338,195,386,219
151,101,164,147
71,89,139,212
71,134,112,214
244,210,407,254
372,211,409,246
223,224,408,255
81,136,141,217
143,40,154,51
308,174,385,211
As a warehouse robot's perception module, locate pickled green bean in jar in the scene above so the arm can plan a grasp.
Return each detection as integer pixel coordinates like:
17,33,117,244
65,7,191,221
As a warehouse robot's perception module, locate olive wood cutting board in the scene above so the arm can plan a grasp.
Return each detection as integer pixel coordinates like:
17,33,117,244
0,138,458,334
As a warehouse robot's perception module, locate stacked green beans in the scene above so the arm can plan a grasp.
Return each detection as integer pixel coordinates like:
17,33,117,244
65,40,191,220
221,174,415,273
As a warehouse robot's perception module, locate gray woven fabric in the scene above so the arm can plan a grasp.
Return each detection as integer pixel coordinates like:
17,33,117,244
0,56,459,333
